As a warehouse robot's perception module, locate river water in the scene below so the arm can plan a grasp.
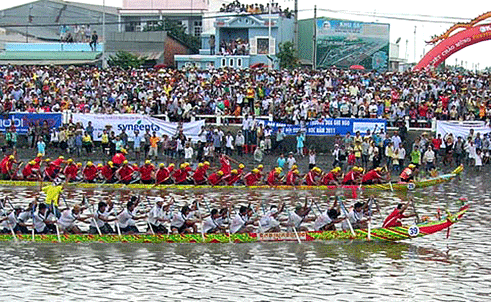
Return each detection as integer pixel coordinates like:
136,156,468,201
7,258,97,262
0,170,489,301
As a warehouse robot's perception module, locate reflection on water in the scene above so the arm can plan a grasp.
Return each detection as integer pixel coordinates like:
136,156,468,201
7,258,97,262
0,170,490,301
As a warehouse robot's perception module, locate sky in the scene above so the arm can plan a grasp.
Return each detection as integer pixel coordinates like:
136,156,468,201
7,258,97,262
1,0,490,69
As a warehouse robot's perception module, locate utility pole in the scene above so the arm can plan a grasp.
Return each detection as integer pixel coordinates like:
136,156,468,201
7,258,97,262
268,0,272,69
312,5,317,70
102,0,107,68
413,26,417,63
294,0,298,52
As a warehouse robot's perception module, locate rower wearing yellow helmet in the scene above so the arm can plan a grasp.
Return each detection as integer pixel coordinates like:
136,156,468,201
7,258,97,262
115,160,133,184
223,169,241,186
155,163,173,185
362,167,386,184
0,154,16,180
22,160,41,181
244,168,261,186
82,161,98,183
63,159,78,182
267,167,282,186
342,166,363,185
285,168,301,186
192,162,209,185
400,164,417,182
172,163,193,184
208,170,224,186
305,167,322,186
321,167,341,186
139,160,155,184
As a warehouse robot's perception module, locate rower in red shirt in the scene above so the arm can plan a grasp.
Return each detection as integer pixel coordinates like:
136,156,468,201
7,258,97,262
0,155,16,180
342,167,363,185
112,149,127,167
63,159,78,181
219,154,233,176
100,161,115,183
362,167,385,184
139,160,155,184
305,167,321,186
208,170,224,186
173,163,191,184
22,161,40,180
321,167,341,185
116,160,133,184
400,164,417,182
285,169,300,186
244,169,261,186
267,168,282,186
32,153,43,170
382,201,415,228
192,162,209,185
223,169,241,185
44,159,57,181
82,161,98,183
155,163,174,185
52,156,65,168
237,163,245,175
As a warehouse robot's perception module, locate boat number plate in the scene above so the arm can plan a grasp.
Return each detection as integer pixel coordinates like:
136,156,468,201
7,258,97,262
408,225,420,237
407,183,416,190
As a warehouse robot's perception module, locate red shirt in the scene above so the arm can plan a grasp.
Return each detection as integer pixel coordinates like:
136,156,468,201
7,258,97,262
173,168,188,184
362,170,382,183
286,171,297,185
382,208,404,228
139,164,155,181
63,164,78,180
52,158,64,167
267,170,278,186
343,171,357,184
112,153,126,166
83,166,98,181
244,173,259,186
305,171,318,186
0,159,12,174
45,163,57,179
321,172,336,185
22,165,34,178
101,165,114,180
432,138,442,150
223,174,240,185
118,166,133,182
208,173,222,186
219,156,231,175
33,157,42,170
193,167,208,183
156,168,170,183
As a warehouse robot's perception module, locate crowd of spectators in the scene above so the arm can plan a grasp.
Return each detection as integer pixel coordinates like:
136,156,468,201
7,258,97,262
219,39,249,56
219,1,292,17
59,24,93,43
1,65,490,126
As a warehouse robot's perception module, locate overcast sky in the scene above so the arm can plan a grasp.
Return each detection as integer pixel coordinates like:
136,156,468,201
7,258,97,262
1,0,490,69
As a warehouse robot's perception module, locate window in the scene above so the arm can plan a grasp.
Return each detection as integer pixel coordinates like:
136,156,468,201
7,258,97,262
193,20,202,37
229,59,234,67
237,58,242,67
221,58,226,67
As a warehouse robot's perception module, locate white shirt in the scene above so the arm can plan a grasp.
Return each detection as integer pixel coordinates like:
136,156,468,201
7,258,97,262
58,209,79,229
203,216,220,233
288,211,303,230
33,211,54,232
225,135,234,148
286,157,296,169
259,211,280,232
0,211,17,229
184,146,194,159
423,149,435,163
314,211,333,231
118,208,136,228
90,209,110,228
342,209,364,231
230,213,248,234
170,212,187,229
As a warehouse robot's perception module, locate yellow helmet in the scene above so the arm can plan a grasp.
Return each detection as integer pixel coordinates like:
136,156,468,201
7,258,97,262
29,160,36,165
408,164,416,169
77,162,82,167
184,162,190,167
293,169,299,174
292,164,298,170
375,167,382,172
59,156,64,159
169,163,175,167
121,148,127,154
159,163,165,167
335,167,341,172
198,163,204,168
97,163,103,167
258,164,264,169
231,169,238,174
276,167,283,172
45,158,51,162
352,166,358,170
67,158,73,163
8,155,14,160
108,161,114,167
145,160,151,165
358,167,364,173
252,168,260,174
314,167,321,173
217,170,224,176
180,163,186,169
239,163,245,169
36,153,43,157
123,160,129,165
87,161,93,166
204,161,210,166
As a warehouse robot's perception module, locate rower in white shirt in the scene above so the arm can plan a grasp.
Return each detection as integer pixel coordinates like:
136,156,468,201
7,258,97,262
148,197,173,234
230,206,256,234
287,200,315,232
313,199,345,231
170,205,197,234
117,197,147,234
58,204,90,234
341,202,369,231
259,203,285,233
89,200,117,234
33,203,56,234
202,209,226,234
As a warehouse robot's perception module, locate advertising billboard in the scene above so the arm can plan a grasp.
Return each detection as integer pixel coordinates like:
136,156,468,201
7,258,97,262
316,18,390,71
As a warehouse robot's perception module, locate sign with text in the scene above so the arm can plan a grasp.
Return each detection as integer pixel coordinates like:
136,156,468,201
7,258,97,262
0,113,62,135
263,118,386,136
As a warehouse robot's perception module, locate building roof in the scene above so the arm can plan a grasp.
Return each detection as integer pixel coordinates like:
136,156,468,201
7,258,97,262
0,51,101,61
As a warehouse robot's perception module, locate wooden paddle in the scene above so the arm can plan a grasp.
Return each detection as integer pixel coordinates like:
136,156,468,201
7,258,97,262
84,195,102,236
287,208,301,244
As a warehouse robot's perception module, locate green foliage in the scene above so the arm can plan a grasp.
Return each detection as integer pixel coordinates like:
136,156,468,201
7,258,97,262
144,19,200,53
108,51,146,69
277,41,299,70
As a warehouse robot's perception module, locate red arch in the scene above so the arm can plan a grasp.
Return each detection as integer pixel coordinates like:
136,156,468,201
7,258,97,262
414,23,491,70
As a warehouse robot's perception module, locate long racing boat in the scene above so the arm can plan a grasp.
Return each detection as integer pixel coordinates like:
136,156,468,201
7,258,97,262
0,203,468,244
0,165,463,192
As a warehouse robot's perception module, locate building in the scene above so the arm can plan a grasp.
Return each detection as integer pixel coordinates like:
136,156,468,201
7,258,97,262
175,12,294,69
299,18,390,71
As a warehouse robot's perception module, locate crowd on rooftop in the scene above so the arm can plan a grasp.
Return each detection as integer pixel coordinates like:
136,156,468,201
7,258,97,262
219,1,292,18
1,65,490,125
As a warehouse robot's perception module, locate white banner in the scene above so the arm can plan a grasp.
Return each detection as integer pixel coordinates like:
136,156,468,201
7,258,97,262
436,120,491,139
72,114,205,142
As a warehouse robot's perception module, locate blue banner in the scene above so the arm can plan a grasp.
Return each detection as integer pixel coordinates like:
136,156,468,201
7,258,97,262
263,118,386,136
0,113,62,135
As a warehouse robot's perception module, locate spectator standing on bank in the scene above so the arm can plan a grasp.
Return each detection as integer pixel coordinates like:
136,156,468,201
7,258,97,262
308,149,316,170
184,143,194,164
286,152,296,170
148,132,160,160
144,129,151,158
275,128,285,152
235,130,245,157
296,132,305,157
37,138,46,157
6,127,17,150
225,132,234,156
277,153,286,170
423,146,435,171
410,145,422,168
86,121,94,141
133,130,142,162
332,144,340,168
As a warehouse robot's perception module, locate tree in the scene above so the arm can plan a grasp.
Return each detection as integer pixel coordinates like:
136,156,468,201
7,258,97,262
108,51,146,69
277,41,300,70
